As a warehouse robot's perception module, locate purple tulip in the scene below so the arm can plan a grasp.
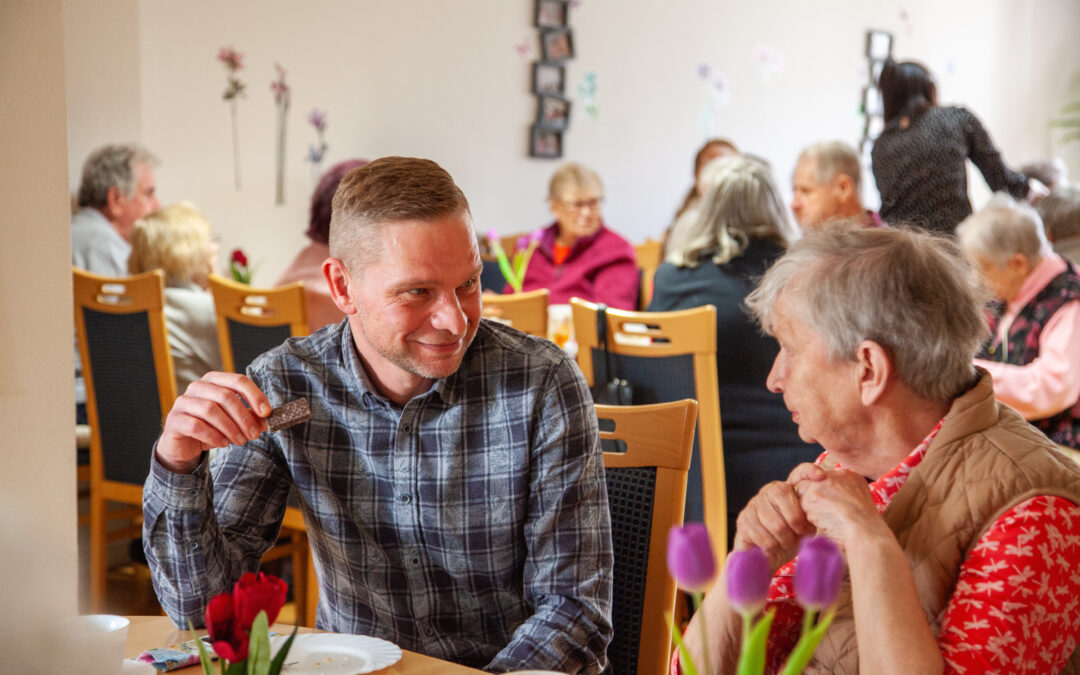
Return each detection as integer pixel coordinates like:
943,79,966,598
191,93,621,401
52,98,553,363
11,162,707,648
793,536,846,611
725,547,771,615
486,228,500,245
666,524,716,593
516,235,530,252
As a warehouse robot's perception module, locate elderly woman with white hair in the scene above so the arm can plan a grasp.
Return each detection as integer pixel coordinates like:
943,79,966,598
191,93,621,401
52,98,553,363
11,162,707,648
128,203,222,393
958,195,1080,450
648,156,818,550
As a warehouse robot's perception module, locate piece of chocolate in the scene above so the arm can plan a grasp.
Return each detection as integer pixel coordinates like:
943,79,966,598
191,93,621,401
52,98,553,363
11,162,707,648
265,397,311,432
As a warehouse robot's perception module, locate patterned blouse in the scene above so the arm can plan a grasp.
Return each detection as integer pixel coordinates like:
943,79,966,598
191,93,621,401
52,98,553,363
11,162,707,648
871,106,1028,234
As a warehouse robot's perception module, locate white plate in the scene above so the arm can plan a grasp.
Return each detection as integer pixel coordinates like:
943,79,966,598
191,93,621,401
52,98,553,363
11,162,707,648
270,633,403,674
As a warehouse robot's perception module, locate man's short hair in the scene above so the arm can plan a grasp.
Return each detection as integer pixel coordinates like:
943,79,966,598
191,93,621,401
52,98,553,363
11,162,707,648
745,224,989,403
957,194,1050,267
77,143,158,209
329,156,471,271
1037,185,1080,242
799,141,862,193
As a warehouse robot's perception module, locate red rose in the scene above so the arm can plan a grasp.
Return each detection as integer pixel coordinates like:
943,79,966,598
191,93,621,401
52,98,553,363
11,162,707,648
205,591,249,662
232,571,288,630
231,248,248,266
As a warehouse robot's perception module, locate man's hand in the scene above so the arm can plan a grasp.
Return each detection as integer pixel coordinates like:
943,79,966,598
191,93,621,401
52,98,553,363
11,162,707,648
733,462,825,571
156,371,271,474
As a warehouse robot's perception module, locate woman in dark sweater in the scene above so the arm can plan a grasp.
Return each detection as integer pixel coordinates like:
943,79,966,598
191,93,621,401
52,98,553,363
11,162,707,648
871,60,1035,234
648,156,821,549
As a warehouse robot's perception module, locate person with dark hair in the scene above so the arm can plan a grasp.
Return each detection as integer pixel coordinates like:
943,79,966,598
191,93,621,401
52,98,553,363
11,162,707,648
143,156,613,674
276,158,368,333
871,60,1040,234
662,138,739,257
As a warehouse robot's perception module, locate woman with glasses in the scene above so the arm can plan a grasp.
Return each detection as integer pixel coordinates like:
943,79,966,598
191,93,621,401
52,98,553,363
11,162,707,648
511,161,639,309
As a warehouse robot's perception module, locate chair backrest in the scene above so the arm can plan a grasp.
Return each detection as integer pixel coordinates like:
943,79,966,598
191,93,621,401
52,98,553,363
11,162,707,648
633,239,664,310
479,256,507,294
73,269,177,487
571,297,726,562
208,274,308,374
598,400,697,675
482,288,549,337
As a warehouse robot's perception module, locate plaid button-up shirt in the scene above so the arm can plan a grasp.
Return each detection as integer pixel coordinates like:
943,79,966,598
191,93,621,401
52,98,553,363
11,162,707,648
144,320,613,673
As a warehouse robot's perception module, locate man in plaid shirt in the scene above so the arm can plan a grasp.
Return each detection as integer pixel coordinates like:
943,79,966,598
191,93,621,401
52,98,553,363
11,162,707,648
143,157,613,674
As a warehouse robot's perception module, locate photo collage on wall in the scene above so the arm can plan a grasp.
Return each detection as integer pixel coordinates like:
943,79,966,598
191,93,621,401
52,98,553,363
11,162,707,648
860,29,893,154
529,0,573,159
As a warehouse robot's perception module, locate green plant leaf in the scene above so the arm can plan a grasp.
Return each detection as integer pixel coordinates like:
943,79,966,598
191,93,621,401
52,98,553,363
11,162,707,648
268,624,300,675
225,661,245,675
779,606,837,675
1049,118,1080,129
737,608,776,675
665,610,697,675
187,620,216,675
1061,129,1080,144
1059,102,1080,115
246,611,271,675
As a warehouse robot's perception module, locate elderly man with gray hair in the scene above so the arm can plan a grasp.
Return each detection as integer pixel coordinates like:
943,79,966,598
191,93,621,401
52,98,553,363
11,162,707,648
958,194,1080,451
71,143,160,276
680,225,1080,674
1038,184,1080,264
790,141,882,231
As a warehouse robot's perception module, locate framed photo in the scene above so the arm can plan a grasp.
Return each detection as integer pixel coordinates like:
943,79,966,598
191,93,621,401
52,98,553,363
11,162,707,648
536,94,571,130
865,30,893,61
871,59,886,84
532,62,566,96
529,125,563,159
861,85,883,117
540,28,574,62
535,0,569,29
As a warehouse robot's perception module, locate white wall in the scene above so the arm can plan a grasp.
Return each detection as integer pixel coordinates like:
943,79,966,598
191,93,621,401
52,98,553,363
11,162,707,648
64,0,1080,284
0,0,77,669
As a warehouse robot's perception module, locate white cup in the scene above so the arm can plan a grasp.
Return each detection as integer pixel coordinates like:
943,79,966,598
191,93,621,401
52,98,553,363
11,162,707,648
55,614,130,674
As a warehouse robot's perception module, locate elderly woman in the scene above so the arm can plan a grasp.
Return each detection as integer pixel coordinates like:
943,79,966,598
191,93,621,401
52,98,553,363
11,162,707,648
662,138,739,258
513,162,638,309
277,158,368,333
871,60,1037,234
128,202,222,392
680,226,1080,674
957,195,1080,449
648,156,818,550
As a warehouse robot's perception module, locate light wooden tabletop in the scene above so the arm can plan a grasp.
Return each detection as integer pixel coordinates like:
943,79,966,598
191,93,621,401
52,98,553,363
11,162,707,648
125,615,484,674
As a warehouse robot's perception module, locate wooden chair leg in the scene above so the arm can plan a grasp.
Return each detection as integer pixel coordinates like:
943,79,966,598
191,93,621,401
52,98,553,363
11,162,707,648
305,548,318,628
291,533,307,625
89,491,107,612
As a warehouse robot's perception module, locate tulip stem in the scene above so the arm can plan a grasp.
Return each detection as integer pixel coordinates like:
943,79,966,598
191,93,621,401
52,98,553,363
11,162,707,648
666,610,698,675
692,591,712,675
801,607,816,637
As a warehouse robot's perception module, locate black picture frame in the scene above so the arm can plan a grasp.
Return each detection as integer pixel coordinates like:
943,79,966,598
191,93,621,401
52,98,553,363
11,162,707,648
535,0,569,29
529,125,563,159
536,94,571,130
540,28,574,62
532,62,566,96
865,30,893,61
861,85,883,117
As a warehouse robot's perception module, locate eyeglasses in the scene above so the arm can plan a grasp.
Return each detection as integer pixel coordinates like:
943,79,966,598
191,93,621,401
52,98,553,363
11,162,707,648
557,197,604,211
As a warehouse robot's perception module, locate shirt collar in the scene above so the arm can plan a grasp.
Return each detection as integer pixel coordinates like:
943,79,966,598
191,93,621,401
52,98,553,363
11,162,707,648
1006,252,1067,314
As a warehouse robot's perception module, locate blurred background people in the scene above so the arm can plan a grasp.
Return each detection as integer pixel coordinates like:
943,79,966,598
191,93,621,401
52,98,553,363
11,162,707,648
662,138,739,257
1038,184,1080,264
1021,157,1069,193
871,60,1039,234
958,195,1080,450
648,156,820,548
791,140,881,231
128,202,222,393
277,159,368,333
515,161,638,309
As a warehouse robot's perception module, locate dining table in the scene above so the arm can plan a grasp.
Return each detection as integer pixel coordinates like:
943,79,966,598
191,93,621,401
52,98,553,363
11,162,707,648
125,615,484,674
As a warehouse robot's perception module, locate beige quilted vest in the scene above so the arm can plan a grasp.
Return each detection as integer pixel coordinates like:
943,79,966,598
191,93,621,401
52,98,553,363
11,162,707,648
809,373,1080,674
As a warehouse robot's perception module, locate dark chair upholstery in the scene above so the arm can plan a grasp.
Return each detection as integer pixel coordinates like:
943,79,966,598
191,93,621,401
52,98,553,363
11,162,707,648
226,318,293,374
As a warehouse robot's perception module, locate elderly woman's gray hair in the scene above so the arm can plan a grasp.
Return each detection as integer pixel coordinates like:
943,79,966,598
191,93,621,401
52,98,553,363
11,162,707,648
745,225,990,403
77,143,159,209
956,193,1051,266
666,156,798,267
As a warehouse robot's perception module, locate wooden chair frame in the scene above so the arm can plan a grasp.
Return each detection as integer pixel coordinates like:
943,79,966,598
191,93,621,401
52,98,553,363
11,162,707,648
482,288,550,338
74,269,178,611
571,297,727,563
633,238,663,310
208,273,308,373
598,399,697,675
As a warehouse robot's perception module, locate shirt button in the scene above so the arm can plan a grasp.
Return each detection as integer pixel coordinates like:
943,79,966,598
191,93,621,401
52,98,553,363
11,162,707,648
401,423,412,433
424,627,434,636
411,557,421,566
399,494,412,504
189,541,199,550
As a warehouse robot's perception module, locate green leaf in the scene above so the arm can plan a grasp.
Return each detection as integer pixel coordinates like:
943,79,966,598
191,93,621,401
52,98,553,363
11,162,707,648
736,608,776,675
1061,129,1080,144
665,611,698,675
779,606,837,675
1049,118,1080,129
1058,102,1080,115
225,661,245,675
187,620,216,675
268,624,300,675
246,611,271,675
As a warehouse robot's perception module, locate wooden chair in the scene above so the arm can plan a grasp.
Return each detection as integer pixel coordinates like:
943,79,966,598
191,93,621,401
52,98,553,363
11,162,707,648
571,298,727,563
74,269,178,611
482,288,549,337
208,274,308,374
598,400,698,675
633,239,664,310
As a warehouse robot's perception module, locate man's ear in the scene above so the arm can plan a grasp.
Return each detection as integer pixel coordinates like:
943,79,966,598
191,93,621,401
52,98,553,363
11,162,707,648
105,185,124,219
855,339,892,406
323,257,358,314
833,173,856,201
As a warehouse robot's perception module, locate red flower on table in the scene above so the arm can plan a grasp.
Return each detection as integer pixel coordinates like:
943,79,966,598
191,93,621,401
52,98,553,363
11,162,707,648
231,248,248,267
